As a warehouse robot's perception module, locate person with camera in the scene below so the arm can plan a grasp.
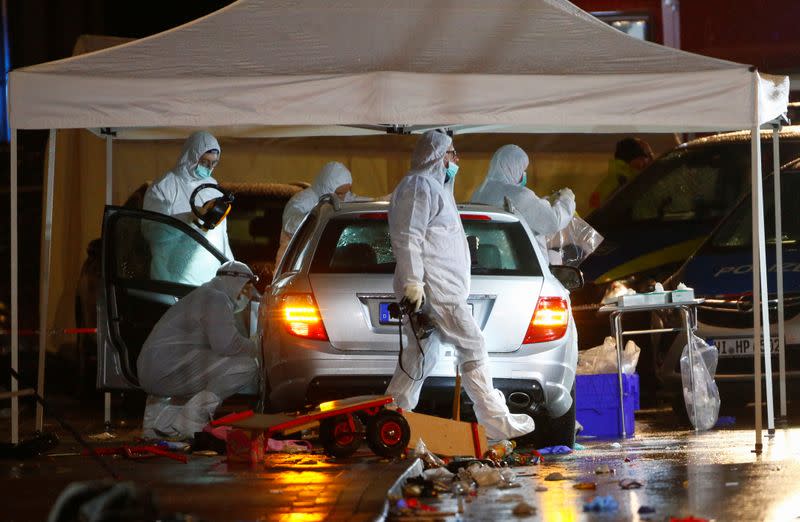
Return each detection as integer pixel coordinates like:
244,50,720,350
385,130,535,440
143,130,234,285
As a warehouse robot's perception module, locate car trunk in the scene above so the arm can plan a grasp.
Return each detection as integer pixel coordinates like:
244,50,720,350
310,274,542,353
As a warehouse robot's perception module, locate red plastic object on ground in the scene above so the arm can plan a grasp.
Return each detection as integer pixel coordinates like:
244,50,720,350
84,445,187,463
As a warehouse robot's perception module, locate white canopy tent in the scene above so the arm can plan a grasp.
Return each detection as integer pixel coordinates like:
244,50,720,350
7,0,790,447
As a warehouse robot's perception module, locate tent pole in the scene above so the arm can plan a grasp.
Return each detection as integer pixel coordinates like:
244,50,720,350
9,128,18,444
773,126,786,419
35,130,56,432
104,134,112,430
755,128,775,436
751,127,763,452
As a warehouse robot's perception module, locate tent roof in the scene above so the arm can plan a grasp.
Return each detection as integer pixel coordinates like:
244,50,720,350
10,0,789,133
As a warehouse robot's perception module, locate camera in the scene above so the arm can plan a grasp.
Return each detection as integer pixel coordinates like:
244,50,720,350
388,298,436,340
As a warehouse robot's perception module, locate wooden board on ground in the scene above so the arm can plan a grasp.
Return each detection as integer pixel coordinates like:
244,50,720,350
403,411,488,458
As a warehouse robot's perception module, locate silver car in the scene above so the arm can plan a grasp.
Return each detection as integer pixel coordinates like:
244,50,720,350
261,197,581,446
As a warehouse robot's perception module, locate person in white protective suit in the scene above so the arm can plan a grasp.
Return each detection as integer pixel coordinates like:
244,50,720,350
143,131,233,285
471,144,576,265
385,130,535,441
275,161,364,264
137,261,259,439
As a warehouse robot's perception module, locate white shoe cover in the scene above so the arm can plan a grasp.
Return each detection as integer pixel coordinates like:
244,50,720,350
461,366,535,440
171,391,221,439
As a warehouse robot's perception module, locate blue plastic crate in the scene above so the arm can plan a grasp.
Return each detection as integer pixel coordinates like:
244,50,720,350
575,373,640,439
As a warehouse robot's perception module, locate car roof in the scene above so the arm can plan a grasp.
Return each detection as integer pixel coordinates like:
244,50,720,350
680,125,800,149
321,200,522,223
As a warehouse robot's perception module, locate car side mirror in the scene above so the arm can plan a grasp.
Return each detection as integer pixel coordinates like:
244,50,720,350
550,265,584,290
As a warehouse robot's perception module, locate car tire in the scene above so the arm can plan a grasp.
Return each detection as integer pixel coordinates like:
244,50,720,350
515,386,576,449
319,415,363,458
365,410,411,459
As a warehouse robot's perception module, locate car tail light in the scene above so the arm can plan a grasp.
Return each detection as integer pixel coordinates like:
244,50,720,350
523,297,569,344
460,214,492,221
280,293,329,341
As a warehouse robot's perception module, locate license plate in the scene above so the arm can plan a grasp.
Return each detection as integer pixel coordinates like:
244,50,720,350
711,337,781,358
378,302,474,325
379,302,399,325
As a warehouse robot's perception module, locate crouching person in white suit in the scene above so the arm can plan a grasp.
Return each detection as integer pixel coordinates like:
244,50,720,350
137,261,259,439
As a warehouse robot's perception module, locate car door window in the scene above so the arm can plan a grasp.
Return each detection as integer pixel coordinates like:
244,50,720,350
278,212,319,275
628,146,748,223
711,171,800,249
102,207,227,386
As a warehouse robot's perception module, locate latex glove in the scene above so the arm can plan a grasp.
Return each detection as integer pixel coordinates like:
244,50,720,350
403,283,426,313
557,188,575,201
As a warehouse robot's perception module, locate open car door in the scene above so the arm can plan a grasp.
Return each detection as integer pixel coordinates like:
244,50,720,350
97,206,228,390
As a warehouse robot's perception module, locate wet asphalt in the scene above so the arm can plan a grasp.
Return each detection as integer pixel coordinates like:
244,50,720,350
415,407,800,521
2,391,800,521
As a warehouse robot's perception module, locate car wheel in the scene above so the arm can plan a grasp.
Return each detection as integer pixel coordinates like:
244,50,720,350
515,386,576,449
319,415,363,458
365,410,411,458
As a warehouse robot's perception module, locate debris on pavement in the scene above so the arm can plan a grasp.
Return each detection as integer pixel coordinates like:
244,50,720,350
619,479,643,489
87,432,117,441
512,501,537,517
535,485,548,492
594,464,614,474
573,481,597,490
423,467,455,481
498,493,525,503
669,517,709,522
504,449,543,466
544,472,566,481
538,445,572,455
714,416,736,428
638,506,656,514
415,439,446,469
573,443,586,450
610,442,622,449
725,481,739,487
583,495,619,512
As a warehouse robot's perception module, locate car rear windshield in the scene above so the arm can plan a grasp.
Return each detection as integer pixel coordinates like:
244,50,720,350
710,170,800,249
310,215,542,276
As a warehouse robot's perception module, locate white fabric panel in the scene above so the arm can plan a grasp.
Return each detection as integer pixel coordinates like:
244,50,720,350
10,69,787,132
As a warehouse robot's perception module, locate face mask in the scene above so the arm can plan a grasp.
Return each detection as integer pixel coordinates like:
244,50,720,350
195,165,213,179
520,173,527,187
234,293,250,313
444,162,459,183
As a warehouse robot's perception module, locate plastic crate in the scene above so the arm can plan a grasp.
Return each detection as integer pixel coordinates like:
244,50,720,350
575,373,640,438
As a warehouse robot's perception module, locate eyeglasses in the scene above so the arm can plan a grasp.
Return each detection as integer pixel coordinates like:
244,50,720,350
445,149,458,158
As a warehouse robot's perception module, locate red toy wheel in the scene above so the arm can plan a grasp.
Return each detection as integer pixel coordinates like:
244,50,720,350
366,410,410,458
319,415,362,458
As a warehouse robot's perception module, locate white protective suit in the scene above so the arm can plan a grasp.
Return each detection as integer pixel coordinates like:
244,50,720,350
138,261,259,438
471,145,576,264
143,131,233,285
385,131,535,441
275,162,362,264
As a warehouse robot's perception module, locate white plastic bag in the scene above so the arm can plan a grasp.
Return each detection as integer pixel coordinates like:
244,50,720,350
577,337,640,375
680,334,720,431
547,215,604,267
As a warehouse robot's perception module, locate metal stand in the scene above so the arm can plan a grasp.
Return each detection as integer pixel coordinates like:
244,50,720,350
600,299,704,438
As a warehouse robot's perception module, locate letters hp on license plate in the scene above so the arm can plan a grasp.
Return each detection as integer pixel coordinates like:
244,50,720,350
711,337,781,358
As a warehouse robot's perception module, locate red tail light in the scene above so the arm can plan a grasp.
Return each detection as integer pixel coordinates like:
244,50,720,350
523,297,569,344
460,214,492,221
280,293,329,341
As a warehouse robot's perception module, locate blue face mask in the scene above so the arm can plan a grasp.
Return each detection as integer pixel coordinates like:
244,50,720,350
520,173,527,187
195,165,213,179
444,162,459,183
